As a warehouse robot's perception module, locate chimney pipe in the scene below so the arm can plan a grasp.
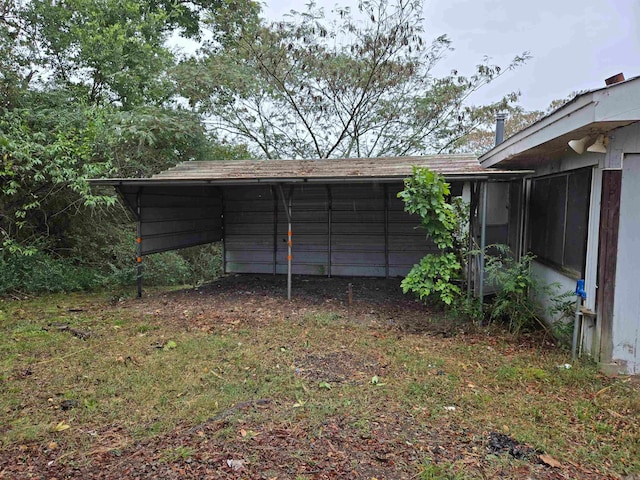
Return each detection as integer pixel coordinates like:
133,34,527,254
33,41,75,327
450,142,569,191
605,73,625,86
495,113,507,146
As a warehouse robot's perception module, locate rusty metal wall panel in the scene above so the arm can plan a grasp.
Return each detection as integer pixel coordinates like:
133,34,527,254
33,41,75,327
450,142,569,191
275,185,329,276
223,185,275,274
117,185,224,255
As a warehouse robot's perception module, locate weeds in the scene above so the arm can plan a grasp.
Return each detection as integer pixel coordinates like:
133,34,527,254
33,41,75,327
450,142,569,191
0,284,638,478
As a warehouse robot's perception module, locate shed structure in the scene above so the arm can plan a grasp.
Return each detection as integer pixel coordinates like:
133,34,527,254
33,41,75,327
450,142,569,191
92,155,524,296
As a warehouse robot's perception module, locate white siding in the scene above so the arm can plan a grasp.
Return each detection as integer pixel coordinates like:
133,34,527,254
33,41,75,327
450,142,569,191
611,154,640,374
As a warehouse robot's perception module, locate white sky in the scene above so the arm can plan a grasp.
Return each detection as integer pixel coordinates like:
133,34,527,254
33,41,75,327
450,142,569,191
262,0,640,112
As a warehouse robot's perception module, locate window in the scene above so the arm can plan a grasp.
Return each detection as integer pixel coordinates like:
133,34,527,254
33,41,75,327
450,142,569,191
528,168,592,276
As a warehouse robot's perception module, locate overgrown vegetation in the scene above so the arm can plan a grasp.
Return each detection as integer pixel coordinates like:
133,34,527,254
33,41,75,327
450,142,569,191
0,0,532,294
399,167,574,339
398,167,466,305
0,280,637,478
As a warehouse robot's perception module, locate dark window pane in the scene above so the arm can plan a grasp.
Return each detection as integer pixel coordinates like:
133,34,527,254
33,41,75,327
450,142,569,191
545,175,567,265
564,169,592,274
529,178,549,258
527,168,591,275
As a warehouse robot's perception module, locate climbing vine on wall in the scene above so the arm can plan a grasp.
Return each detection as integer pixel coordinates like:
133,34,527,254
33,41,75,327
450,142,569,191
398,166,466,305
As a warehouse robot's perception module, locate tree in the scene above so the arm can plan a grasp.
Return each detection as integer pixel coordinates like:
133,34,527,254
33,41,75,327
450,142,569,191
1,0,258,258
453,94,581,154
178,0,529,159
397,167,466,305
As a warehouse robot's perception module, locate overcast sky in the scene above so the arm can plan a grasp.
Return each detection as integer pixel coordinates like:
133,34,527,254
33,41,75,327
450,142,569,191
262,0,639,112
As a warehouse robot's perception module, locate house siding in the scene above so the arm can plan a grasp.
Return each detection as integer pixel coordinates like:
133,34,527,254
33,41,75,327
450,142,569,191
611,154,640,374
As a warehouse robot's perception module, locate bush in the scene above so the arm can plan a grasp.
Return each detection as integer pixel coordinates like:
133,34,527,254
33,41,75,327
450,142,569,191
0,242,223,296
0,251,102,295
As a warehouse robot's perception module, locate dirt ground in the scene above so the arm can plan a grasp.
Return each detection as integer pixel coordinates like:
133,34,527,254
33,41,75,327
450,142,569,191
0,275,629,479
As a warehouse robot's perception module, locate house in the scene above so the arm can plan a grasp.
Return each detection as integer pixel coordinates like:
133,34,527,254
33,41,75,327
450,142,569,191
480,74,640,375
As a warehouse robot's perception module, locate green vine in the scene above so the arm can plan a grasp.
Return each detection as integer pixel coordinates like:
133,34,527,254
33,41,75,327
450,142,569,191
398,167,465,305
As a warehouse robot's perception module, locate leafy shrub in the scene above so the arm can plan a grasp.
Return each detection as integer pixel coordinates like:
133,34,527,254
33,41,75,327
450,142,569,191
0,251,102,294
401,253,462,305
398,167,466,305
484,246,575,338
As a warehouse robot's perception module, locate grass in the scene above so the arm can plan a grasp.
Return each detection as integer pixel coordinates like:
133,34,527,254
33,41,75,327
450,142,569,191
0,286,639,478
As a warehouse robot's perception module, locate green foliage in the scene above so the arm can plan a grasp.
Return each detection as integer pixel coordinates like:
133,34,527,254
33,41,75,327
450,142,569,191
180,0,528,158
402,253,462,305
398,167,465,305
0,99,117,252
485,250,539,333
0,0,257,293
398,167,458,249
0,251,101,294
484,246,573,336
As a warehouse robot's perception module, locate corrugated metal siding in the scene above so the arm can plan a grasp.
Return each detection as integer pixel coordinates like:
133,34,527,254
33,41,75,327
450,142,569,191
330,184,386,276
223,182,440,278
223,186,275,274
275,185,329,275
119,186,223,255
387,185,439,277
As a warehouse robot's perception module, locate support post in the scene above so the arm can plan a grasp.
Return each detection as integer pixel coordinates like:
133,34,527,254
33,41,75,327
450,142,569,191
136,190,143,298
467,182,477,298
327,185,332,278
278,184,293,300
273,186,278,275
384,184,389,279
478,181,488,302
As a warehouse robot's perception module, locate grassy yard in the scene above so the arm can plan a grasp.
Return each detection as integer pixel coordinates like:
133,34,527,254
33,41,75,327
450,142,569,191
0,275,638,479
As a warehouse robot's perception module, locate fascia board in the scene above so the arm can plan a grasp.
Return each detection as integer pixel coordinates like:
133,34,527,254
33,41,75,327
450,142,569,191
593,81,640,121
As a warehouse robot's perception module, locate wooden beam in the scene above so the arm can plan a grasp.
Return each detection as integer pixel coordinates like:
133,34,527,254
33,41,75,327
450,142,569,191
597,170,622,365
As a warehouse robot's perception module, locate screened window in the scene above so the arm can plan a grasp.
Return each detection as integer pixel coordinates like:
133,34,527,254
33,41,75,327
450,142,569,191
528,168,592,276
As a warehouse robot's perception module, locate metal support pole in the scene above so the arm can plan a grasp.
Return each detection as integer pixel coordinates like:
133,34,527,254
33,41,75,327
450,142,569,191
467,182,477,298
278,184,293,300
272,187,278,275
384,184,389,279
136,191,143,298
287,195,292,300
478,181,488,302
327,185,332,278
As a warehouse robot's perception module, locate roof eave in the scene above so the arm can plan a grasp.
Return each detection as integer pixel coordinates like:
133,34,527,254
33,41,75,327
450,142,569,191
89,171,530,188
479,93,597,168
479,76,640,168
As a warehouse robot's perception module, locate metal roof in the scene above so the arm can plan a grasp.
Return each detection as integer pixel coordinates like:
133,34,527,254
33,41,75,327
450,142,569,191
91,155,527,187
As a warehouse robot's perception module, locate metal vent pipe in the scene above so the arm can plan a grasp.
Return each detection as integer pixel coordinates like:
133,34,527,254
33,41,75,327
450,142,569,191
495,113,507,146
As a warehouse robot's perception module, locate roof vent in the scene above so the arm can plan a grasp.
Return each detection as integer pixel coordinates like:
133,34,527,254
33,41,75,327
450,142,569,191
605,73,625,86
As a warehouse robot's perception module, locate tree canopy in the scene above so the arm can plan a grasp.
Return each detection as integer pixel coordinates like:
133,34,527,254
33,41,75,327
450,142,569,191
177,0,529,159
1,0,257,259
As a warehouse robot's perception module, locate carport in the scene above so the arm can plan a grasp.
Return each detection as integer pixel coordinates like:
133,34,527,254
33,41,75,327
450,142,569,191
90,155,525,298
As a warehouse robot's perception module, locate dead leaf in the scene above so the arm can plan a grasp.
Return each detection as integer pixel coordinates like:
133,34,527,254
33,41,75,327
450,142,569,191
539,454,562,468
52,421,70,432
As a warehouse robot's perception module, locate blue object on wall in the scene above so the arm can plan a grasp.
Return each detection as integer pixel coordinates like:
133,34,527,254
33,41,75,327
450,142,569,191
575,279,587,299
